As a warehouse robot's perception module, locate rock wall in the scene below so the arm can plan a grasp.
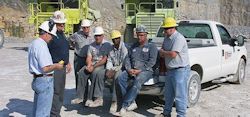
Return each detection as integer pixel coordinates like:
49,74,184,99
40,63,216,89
178,0,250,27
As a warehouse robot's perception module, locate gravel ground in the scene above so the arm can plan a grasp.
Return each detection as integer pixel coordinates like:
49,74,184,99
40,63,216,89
0,41,249,117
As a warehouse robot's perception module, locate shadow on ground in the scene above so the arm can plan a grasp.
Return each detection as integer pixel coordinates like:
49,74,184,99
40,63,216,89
0,98,33,117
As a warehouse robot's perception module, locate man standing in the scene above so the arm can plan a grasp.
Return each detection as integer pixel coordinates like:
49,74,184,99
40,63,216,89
48,11,72,117
106,30,128,113
158,17,190,117
70,19,95,104
69,19,94,91
28,21,63,117
116,25,158,115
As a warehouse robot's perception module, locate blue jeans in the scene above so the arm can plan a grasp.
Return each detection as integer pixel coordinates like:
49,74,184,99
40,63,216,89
32,76,54,117
117,71,153,108
163,66,190,117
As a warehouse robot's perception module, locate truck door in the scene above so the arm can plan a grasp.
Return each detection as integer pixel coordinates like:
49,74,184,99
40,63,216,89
216,25,238,76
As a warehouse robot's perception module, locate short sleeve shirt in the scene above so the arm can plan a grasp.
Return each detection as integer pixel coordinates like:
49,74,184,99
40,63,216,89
87,40,112,65
28,38,53,75
162,31,190,69
69,31,94,57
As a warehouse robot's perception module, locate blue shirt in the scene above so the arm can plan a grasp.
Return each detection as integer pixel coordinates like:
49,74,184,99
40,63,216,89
28,38,53,75
125,41,158,72
48,31,69,65
162,31,190,69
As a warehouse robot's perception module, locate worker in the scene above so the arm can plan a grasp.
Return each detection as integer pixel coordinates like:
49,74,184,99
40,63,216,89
116,25,158,116
72,26,112,107
48,11,72,117
106,30,128,113
69,19,95,104
28,20,63,117
157,17,190,117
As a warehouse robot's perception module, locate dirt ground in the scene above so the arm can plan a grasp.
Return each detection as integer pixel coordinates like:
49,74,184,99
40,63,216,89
0,41,249,117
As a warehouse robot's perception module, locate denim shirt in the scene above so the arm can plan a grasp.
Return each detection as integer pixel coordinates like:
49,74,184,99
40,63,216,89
68,31,95,57
125,41,158,72
106,41,128,71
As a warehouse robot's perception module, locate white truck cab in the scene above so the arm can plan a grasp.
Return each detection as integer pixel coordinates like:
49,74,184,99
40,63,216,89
141,20,247,107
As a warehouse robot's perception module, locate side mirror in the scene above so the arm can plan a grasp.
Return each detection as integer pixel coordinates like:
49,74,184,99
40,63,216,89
236,35,246,46
231,35,245,47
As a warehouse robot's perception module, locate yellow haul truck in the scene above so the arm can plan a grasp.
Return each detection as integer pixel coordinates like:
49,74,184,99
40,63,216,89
28,0,101,36
123,0,178,43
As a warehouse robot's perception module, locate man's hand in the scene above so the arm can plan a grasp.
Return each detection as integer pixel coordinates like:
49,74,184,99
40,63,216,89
106,70,116,79
54,63,64,70
159,49,165,58
66,63,72,74
86,65,94,73
133,69,141,75
128,69,135,76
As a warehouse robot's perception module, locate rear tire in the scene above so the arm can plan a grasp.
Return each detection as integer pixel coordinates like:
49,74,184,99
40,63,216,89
0,29,4,48
187,70,201,107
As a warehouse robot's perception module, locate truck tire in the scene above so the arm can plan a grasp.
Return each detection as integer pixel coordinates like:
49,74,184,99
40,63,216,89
232,58,246,84
187,70,201,107
0,29,4,48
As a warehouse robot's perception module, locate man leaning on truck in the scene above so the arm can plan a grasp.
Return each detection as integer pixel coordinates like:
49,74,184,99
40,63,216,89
157,17,191,117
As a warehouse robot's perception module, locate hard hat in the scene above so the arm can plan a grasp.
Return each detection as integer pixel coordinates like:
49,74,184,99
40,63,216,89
161,17,178,28
136,25,148,33
39,21,57,36
110,30,121,39
81,19,91,27
93,26,104,35
52,11,67,23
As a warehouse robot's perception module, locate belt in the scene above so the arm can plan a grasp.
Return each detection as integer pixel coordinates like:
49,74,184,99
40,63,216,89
33,74,53,78
169,66,185,70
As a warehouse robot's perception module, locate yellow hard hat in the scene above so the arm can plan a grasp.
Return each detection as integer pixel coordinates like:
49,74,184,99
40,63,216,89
110,30,121,39
161,17,178,28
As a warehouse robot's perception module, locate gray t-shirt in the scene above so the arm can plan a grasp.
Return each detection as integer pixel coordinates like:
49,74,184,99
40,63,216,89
87,40,112,65
68,31,94,57
162,31,190,69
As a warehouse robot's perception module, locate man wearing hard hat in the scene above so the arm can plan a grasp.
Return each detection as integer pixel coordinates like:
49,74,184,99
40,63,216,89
106,30,128,113
157,17,190,117
69,19,95,105
48,10,72,117
116,25,158,116
69,19,95,92
71,26,112,107
28,21,64,117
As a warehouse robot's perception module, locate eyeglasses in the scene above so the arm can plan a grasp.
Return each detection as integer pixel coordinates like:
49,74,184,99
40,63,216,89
82,27,90,29
48,19,55,32
95,35,102,37
56,23,65,27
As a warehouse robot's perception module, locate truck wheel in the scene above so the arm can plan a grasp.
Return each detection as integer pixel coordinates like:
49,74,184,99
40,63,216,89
233,58,246,84
187,70,201,107
0,29,4,48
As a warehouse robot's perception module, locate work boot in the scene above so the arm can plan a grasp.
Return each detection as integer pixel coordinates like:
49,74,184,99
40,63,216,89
127,101,137,111
85,99,93,107
88,98,103,107
109,101,117,113
71,98,83,104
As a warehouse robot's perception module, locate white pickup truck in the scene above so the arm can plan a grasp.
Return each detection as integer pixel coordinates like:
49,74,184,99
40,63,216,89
140,20,247,107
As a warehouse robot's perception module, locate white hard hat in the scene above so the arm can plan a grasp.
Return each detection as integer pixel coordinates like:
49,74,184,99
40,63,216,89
93,26,104,35
39,21,57,36
81,19,91,27
52,11,67,23
136,25,148,33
